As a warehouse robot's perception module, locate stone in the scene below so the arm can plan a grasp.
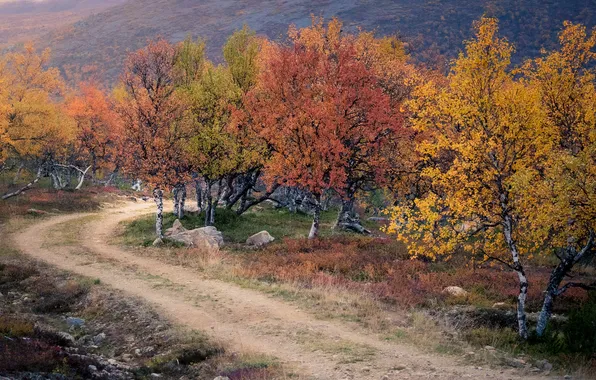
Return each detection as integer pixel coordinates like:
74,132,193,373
506,358,526,368
246,231,275,247
57,332,75,344
88,365,98,372
165,221,223,250
165,219,185,236
94,332,106,344
150,374,162,378
537,359,553,371
107,359,118,365
135,348,142,356
492,302,508,309
213,377,230,380
66,317,86,328
442,286,469,297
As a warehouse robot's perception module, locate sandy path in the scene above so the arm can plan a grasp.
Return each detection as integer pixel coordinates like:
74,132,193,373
12,202,545,379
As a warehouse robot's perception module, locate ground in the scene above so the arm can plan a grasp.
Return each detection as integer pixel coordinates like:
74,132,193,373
1,188,595,379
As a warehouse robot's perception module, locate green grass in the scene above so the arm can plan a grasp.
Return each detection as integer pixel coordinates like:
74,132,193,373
119,204,341,245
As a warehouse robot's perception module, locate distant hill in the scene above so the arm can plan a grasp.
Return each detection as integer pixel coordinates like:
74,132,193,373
12,0,596,84
0,0,127,50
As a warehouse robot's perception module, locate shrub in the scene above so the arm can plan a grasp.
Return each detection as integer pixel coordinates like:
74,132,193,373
564,292,596,355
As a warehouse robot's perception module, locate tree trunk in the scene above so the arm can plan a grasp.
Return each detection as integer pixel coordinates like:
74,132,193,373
235,182,281,215
173,186,180,217
195,178,202,211
308,193,322,240
153,188,164,239
536,234,594,337
204,180,214,226
75,166,92,190
177,184,186,219
335,190,370,234
502,213,529,340
2,166,43,200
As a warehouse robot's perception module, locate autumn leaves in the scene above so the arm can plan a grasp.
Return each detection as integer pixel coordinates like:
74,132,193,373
1,15,594,341
385,18,596,339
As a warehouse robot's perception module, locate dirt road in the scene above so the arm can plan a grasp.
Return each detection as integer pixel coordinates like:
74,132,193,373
12,202,545,379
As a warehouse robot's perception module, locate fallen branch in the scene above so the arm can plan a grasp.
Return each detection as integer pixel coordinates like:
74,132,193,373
2,167,43,200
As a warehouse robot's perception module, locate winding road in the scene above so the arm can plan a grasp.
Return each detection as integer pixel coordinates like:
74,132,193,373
11,202,546,379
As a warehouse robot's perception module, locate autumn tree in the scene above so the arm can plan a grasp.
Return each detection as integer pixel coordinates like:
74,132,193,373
386,18,549,339
117,39,190,239
0,44,75,199
176,29,264,225
276,18,409,233
65,82,121,185
522,22,596,336
243,19,404,238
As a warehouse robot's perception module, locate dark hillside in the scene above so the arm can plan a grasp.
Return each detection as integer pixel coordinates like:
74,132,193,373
22,0,596,83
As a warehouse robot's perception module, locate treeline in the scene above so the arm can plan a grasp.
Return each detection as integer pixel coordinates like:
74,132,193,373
1,17,595,341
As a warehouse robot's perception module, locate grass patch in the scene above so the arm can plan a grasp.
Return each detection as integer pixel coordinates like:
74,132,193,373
118,205,340,246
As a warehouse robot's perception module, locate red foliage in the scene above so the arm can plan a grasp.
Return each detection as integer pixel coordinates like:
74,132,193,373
117,38,190,190
236,236,588,310
242,24,405,197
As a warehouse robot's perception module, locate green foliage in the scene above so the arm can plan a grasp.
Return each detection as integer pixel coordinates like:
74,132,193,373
174,35,206,87
223,25,260,93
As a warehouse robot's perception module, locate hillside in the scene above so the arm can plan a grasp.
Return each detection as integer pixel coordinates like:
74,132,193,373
20,0,596,83
0,0,127,50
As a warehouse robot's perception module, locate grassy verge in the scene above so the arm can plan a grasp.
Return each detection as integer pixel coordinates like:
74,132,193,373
118,203,382,246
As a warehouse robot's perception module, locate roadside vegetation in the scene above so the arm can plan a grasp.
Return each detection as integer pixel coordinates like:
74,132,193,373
117,204,596,375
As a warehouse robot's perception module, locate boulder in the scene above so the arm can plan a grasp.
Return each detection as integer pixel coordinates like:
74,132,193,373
165,219,186,236
165,220,223,250
246,231,275,247
442,286,469,297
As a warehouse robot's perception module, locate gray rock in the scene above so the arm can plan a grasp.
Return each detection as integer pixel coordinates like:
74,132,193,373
88,365,98,372
246,231,275,247
150,374,162,378
57,332,75,344
165,221,223,250
66,317,86,328
93,332,106,344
